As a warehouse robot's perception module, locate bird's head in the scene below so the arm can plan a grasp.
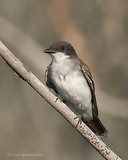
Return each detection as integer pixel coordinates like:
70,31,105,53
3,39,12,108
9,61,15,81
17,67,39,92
44,41,77,58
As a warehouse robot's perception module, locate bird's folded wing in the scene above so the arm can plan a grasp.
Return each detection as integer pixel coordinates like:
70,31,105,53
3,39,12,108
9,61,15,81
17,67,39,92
80,63,98,115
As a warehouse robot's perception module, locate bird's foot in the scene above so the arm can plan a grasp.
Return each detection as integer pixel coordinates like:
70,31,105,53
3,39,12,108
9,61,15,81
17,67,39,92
55,97,59,103
74,115,82,128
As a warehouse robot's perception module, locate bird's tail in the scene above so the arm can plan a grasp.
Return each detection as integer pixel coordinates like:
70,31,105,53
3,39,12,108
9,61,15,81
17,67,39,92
85,112,108,136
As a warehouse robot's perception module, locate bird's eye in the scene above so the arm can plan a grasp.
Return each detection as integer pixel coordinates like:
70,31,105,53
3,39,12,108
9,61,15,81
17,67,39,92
60,46,65,51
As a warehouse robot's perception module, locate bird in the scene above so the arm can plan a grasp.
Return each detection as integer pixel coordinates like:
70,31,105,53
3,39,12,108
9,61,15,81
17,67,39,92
44,41,107,136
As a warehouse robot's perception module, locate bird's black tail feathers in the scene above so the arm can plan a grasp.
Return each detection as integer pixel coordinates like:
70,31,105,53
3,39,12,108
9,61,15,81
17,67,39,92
85,112,108,136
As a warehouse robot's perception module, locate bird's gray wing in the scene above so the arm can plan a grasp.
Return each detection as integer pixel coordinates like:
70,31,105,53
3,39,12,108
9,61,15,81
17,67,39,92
80,62,98,115
45,64,58,94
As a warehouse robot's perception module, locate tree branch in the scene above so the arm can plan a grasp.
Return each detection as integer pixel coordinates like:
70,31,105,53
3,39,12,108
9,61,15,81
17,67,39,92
0,41,121,160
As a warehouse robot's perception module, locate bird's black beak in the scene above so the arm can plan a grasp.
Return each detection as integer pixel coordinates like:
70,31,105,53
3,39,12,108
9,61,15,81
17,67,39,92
44,48,56,54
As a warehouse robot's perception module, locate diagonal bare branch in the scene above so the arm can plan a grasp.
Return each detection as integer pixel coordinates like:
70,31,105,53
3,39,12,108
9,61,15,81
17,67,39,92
0,41,122,160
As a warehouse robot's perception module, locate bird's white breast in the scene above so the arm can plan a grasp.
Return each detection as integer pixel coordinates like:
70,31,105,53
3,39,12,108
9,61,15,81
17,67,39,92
50,52,92,112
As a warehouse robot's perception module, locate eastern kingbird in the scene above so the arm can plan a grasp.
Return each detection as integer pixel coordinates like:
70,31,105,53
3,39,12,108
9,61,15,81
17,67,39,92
44,41,107,136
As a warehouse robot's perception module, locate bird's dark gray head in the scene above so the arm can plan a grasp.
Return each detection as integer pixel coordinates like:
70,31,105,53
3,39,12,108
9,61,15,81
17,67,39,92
44,41,77,57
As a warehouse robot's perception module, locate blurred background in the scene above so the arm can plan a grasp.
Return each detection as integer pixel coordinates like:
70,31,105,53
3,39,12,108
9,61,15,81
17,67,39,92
0,0,128,159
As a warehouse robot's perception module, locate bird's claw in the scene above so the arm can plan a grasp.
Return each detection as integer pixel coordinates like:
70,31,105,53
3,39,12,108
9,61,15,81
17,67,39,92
74,115,82,128
55,97,59,103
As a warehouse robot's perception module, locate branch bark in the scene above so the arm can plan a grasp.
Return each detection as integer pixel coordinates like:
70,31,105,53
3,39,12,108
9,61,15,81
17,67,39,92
0,41,122,160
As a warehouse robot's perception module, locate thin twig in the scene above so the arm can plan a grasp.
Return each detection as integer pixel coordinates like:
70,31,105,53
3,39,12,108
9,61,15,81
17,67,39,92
0,41,122,160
